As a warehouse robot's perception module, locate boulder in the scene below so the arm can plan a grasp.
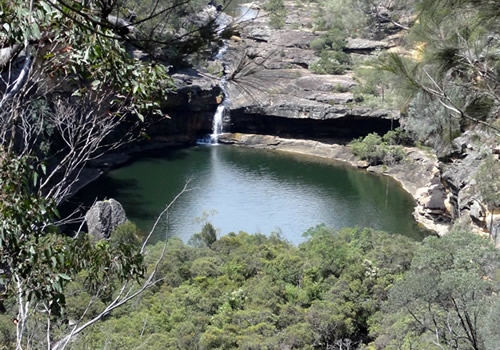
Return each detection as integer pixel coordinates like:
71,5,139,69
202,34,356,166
357,160,370,169
345,38,393,52
85,199,128,240
423,184,448,211
469,201,484,223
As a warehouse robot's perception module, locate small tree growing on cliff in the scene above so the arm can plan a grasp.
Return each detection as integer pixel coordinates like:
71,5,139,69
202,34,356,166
474,154,500,239
265,0,286,29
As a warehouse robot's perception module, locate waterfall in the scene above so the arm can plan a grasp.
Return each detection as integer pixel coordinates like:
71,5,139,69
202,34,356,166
209,19,231,144
206,80,230,144
210,93,226,143
204,2,259,144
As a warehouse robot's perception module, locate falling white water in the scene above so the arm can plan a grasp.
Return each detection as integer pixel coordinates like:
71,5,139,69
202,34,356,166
206,2,258,144
209,17,230,144
210,75,231,144
210,101,225,143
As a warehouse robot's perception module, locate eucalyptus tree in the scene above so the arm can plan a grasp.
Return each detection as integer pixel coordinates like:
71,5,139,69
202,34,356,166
0,0,219,348
0,149,192,350
0,0,222,206
382,230,500,350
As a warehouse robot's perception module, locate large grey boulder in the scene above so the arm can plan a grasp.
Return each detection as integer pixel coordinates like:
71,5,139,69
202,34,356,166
469,201,485,225
85,199,128,240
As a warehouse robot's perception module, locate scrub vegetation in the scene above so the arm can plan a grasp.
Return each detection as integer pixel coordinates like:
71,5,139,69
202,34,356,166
350,129,409,166
2,222,498,350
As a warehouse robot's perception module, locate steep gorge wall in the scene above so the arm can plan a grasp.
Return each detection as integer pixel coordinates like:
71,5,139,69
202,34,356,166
159,0,400,142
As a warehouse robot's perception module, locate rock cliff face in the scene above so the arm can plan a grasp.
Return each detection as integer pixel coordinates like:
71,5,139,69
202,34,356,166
218,2,398,140
155,68,221,141
437,130,500,240
159,1,401,141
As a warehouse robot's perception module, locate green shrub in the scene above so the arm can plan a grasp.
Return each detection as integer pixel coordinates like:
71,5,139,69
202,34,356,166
0,315,15,348
110,221,141,249
309,28,351,75
189,222,218,248
269,13,286,29
350,133,384,164
351,59,409,110
350,132,407,165
383,145,406,165
382,128,413,146
265,0,286,29
321,28,347,51
332,83,349,93
310,50,351,75
310,37,327,54
313,0,368,36
310,28,347,53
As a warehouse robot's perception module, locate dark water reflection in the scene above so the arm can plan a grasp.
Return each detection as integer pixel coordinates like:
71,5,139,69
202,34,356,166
75,145,426,244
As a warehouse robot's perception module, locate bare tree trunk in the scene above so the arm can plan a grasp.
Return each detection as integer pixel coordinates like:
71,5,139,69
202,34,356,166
489,208,495,239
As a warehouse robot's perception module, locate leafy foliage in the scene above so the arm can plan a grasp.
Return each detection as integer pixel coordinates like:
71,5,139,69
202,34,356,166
264,0,287,29
314,0,368,37
1,0,173,112
379,0,500,140
188,222,218,248
70,226,417,349
309,28,351,75
0,151,145,348
474,154,500,210
474,154,500,237
310,50,351,75
0,151,61,311
373,230,500,350
350,132,407,165
351,56,415,111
